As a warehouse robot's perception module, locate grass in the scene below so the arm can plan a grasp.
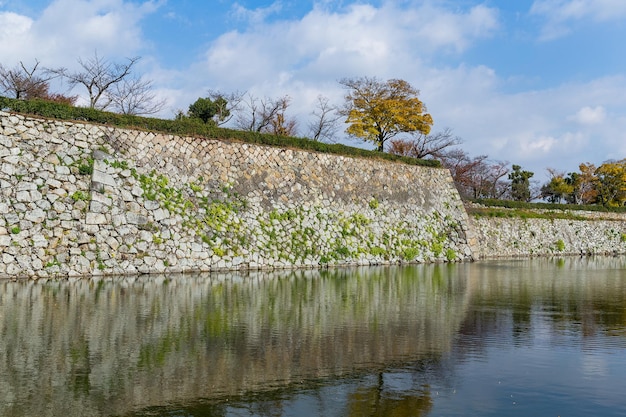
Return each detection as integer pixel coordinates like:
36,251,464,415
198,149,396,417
471,198,626,213
467,206,590,221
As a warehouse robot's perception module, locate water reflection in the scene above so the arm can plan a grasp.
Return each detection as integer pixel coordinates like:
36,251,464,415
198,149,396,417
0,265,469,416
1,257,626,416
460,256,626,349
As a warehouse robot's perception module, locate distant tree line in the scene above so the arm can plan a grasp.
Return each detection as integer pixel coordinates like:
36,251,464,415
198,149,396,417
541,161,626,207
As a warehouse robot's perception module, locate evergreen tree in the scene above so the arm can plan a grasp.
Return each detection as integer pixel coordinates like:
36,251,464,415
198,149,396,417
509,164,534,202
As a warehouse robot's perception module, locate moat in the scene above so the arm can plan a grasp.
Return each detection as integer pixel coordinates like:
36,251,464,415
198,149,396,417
1,257,626,416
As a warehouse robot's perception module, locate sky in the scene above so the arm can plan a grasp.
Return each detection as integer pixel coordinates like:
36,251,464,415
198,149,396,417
1,0,626,182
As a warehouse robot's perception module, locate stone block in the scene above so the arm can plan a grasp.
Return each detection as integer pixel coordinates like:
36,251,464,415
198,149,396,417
153,208,168,221
126,212,148,225
92,169,117,188
16,190,31,202
86,212,107,225
25,208,46,223
0,235,11,247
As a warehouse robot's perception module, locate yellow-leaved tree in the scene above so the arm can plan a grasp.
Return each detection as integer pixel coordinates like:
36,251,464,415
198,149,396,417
595,159,626,207
339,77,433,152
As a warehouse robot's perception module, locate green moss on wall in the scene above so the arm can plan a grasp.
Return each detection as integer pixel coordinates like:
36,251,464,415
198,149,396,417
101,158,464,267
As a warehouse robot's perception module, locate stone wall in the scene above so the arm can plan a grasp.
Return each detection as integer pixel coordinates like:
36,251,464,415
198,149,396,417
469,207,626,258
0,112,473,278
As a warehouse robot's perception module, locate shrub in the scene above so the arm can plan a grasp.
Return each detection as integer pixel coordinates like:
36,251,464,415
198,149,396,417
71,191,90,201
472,198,626,213
555,239,565,251
402,247,419,261
78,158,94,175
431,242,443,257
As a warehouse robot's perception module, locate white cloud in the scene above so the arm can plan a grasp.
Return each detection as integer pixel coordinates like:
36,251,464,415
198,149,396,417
176,1,501,148
0,12,35,59
531,0,626,21
0,11,32,37
525,135,557,155
178,2,626,180
196,2,499,101
415,4,499,53
409,68,626,179
531,0,626,39
230,1,283,25
570,106,606,125
0,0,159,68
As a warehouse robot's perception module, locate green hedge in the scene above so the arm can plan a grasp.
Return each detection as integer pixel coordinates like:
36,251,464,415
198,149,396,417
0,96,441,168
472,198,626,213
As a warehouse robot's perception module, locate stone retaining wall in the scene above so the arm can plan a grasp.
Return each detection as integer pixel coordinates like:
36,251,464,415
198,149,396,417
4,111,625,279
469,209,626,258
0,112,473,278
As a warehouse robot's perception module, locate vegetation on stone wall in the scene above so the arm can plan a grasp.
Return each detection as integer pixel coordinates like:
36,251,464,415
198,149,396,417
114,159,462,265
471,198,626,213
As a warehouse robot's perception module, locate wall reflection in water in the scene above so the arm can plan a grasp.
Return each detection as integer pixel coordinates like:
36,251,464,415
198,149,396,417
3,257,626,416
0,264,470,416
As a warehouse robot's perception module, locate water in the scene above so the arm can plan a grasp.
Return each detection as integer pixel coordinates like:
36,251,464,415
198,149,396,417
1,257,626,416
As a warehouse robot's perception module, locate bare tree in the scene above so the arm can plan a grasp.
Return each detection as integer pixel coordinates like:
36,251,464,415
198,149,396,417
107,76,166,115
388,128,462,159
474,158,510,200
235,93,265,132
51,52,140,109
0,60,55,99
307,95,341,142
0,60,77,104
439,149,509,200
235,93,295,134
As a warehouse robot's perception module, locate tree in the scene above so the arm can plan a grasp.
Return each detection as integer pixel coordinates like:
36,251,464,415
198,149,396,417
574,163,599,204
541,169,574,203
307,95,341,142
235,93,296,135
182,91,243,125
440,149,509,199
0,60,57,99
51,52,140,109
339,77,433,152
508,164,534,202
595,160,626,207
0,60,77,104
207,90,244,126
270,111,298,136
107,76,166,115
388,128,461,159
187,97,224,124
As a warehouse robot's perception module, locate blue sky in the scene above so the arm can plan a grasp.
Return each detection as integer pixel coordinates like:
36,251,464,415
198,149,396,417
1,0,626,181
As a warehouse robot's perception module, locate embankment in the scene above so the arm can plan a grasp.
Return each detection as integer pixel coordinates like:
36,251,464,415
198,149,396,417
469,205,626,258
0,111,473,278
2,111,625,279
